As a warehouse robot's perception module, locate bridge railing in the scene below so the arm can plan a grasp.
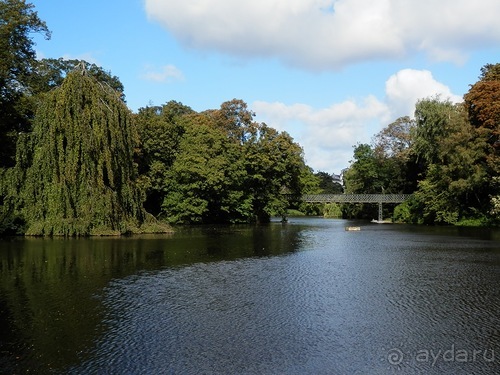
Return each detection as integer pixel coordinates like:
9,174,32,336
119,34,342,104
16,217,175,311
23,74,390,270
300,194,412,203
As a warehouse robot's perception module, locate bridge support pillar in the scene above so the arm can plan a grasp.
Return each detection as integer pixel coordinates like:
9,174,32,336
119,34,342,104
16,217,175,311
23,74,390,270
378,202,383,222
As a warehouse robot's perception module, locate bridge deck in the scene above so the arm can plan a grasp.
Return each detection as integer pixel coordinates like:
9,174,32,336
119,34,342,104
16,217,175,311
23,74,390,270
301,194,411,203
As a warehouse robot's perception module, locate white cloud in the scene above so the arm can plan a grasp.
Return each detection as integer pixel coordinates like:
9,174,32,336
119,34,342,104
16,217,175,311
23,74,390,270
141,64,184,83
253,69,461,173
144,0,500,69
385,69,463,118
253,96,390,173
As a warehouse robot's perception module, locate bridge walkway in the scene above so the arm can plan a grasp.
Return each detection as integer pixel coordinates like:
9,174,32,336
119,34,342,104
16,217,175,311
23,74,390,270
299,194,412,222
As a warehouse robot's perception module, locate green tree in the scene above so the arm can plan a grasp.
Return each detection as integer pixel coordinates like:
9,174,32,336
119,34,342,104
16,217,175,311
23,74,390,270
10,69,147,235
295,167,322,215
412,97,458,168
135,98,314,224
342,144,384,218
411,99,489,224
0,0,50,167
315,171,343,193
135,101,193,215
243,123,306,222
162,115,249,224
30,58,125,100
343,144,382,194
343,129,416,220
464,63,500,219
372,116,419,193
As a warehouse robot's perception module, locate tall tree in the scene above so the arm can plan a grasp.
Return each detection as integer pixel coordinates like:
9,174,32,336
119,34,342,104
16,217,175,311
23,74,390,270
373,116,414,159
11,69,146,235
372,116,419,193
210,99,257,144
411,99,489,224
412,97,457,168
464,63,500,173
162,116,249,224
343,144,382,194
29,58,125,100
135,101,193,215
342,143,386,218
0,0,50,167
464,63,500,221
243,124,306,222
141,99,309,224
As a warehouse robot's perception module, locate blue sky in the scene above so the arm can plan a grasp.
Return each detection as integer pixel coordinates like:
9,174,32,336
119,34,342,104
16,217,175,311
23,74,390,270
30,0,500,174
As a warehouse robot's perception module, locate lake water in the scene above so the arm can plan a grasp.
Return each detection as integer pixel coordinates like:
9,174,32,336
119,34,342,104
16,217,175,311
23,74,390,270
1,218,500,374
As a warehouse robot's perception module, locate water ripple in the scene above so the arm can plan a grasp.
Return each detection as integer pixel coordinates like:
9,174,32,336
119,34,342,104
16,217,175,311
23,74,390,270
69,220,500,374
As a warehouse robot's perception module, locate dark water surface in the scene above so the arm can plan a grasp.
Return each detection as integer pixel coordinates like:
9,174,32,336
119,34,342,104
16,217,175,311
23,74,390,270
1,218,500,374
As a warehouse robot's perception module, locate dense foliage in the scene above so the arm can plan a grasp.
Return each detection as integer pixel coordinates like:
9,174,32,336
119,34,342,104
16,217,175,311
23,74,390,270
135,99,314,224
0,1,317,234
5,69,148,235
0,0,50,168
343,64,500,225
2,1,499,234
30,58,126,100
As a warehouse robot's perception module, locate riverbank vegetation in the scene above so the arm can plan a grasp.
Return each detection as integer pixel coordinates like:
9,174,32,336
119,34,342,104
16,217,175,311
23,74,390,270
135,99,316,225
0,0,319,235
1,1,499,235
342,64,500,226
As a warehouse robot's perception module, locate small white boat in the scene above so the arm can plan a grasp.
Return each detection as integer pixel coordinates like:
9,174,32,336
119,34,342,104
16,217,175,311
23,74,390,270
371,219,391,224
345,226,361,231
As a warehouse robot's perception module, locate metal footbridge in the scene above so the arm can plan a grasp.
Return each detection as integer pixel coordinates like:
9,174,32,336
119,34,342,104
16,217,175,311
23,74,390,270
300,194,412,222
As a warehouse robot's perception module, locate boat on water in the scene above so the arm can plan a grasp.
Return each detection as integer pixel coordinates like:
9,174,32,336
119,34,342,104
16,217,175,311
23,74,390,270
371,219,392,224
345,226,361,231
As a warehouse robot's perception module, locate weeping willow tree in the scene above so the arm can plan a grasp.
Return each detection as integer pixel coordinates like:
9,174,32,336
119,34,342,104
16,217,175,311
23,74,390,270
15,68,150,236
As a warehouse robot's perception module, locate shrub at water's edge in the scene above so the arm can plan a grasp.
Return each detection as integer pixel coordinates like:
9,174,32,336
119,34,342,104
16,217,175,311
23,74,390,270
323,203,342,218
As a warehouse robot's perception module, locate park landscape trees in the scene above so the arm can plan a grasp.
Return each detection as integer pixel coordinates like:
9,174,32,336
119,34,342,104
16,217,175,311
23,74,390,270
0,0,313,234
1,0,500,235
0,0,50,168
9,68,148,235
135,99,312,224
343,63,500,225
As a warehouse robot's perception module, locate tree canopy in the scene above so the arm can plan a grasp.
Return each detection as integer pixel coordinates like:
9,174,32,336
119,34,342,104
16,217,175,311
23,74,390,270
6,69,146,235
343,64,500,225
0,0,50,167
136,99,312,224
29,58,126,100
1,1,500,233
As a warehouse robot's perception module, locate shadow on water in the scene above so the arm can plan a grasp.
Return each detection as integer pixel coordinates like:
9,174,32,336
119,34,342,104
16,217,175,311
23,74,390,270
0,223,303,373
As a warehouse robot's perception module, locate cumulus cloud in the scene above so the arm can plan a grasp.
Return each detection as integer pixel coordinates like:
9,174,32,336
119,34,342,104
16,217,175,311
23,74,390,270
385,69,463,118
253,69,461,173
141,64,184,83
254,96,389,173
144,0,500,69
